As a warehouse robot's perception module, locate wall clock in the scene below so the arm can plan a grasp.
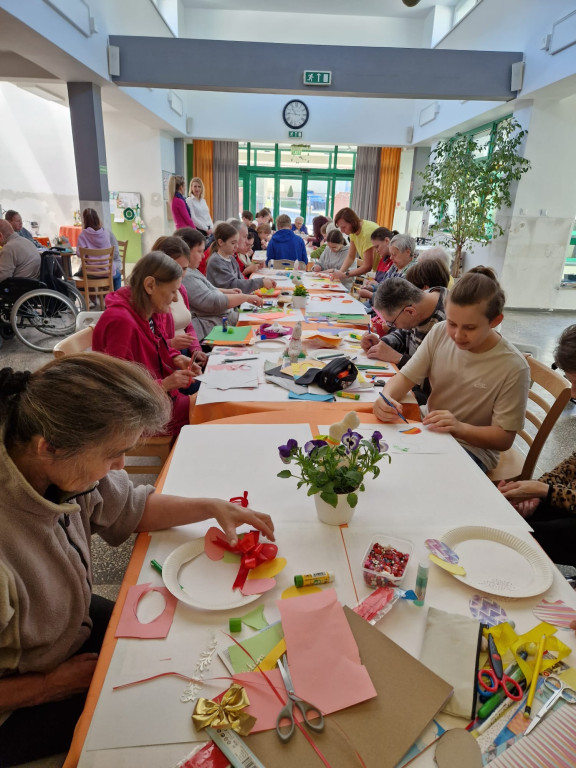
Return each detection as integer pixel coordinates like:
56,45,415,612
283,100,309,129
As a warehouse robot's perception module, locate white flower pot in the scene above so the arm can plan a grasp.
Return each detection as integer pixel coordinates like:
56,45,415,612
292,295,308,310
314,493,355,526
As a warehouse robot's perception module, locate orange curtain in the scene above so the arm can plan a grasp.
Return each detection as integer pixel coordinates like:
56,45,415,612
376,147,401,227
192,140,214,217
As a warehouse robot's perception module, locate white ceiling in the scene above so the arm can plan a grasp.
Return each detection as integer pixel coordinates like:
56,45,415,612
180,0,459,18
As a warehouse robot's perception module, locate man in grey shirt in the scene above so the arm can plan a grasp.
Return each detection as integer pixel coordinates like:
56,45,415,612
0,220,42,284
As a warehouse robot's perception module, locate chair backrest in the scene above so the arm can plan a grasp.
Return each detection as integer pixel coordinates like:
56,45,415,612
516,356,571,479
76,310,103,331
77,247,114,281
53,326,94,358
273,260,295,269
117,240,128,283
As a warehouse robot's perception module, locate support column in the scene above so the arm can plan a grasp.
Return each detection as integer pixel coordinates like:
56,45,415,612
174,138,186,179
67,82,110,229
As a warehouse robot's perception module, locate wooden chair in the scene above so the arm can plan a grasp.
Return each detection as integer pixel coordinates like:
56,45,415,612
74,247,114,310
117,240,128,285
52,325,173,477
273,259,296,269
487,356,571,482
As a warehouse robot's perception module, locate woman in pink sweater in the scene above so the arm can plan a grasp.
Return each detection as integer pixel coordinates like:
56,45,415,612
169,175,196,230
92,251,201,436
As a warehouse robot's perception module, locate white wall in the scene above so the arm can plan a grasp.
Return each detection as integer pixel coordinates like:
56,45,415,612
185,91,415,146
182,9,424,47
0,82,78,238
104,112,173,253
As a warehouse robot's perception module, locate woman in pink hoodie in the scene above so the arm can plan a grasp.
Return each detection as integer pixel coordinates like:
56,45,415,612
77,208,122,290
92,251,202,436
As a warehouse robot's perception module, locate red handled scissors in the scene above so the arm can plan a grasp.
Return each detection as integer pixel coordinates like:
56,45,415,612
478,635,523,701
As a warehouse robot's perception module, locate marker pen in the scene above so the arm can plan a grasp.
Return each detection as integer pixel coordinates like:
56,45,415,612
414,559,429,606
294,571,335,587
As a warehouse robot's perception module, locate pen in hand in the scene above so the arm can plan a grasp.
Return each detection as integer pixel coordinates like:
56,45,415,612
378,391,409,424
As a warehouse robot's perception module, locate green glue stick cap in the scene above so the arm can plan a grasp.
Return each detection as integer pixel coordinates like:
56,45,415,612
229,618,242,633
294,575,304,588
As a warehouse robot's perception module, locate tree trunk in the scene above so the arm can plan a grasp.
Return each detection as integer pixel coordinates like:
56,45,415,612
451,245,463,278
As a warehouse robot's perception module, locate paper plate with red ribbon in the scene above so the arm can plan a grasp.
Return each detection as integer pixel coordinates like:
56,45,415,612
162,530,285,610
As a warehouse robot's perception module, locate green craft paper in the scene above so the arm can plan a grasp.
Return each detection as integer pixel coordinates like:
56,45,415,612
240,605,268,630
227,623,284,673
223,551,241,563
204,325,253,343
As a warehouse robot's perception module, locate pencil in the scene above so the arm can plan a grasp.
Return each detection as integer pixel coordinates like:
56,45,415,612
524,634,546,718
378,391,409,423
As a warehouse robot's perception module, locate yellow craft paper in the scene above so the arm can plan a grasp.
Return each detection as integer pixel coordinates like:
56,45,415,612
281,360,324,376
487,622,572,686
246,557,287,580
558,666,576,689
281,585,322,599
258,638,287,671
428,554,466,575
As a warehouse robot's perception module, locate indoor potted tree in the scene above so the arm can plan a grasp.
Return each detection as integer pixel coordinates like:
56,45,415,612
414,117,531,276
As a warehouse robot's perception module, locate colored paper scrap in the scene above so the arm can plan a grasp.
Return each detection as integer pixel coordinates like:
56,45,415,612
239,605,268,631
240,577,276,596
429,554,466,575
288,392,335,401
469,595,508,627
247,557,287,580
425,538,460,564
115,583,177,639
281,585,322,599
533,599,576,629
204,325,254,346
399,427,422,435
232,589,377,732
259,638,287,671
227,622,284,674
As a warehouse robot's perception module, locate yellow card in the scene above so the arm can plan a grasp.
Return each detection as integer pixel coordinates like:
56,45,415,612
429,554,466,575
258,638,287,671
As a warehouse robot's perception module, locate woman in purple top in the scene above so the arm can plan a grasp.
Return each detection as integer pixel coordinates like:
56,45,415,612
169,175,196,230
77,208,121,290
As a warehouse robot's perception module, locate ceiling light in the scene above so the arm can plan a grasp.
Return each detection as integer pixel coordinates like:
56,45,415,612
402,0,422,7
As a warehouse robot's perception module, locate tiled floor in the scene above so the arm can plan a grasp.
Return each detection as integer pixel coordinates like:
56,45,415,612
3,307,576,768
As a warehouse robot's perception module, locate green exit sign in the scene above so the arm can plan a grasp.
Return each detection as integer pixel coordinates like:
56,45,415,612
288,130,302,138
303,70,332,86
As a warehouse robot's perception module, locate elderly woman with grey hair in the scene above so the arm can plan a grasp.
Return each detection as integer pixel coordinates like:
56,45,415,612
386,234,417,279
417,246,454,287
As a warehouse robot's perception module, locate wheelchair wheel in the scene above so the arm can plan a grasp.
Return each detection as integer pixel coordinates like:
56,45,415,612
10,289,78,352
62,280,86,312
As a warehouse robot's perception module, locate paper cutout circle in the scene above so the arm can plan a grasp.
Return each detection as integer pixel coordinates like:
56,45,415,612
281,585,322,599
469,594,508,627
123,207,135,221
204,526,227,560
425,538,460,564
247,557,287,580
240,578,276,596
533,598,576,629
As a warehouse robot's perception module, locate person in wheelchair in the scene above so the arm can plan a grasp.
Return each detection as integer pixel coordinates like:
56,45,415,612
0,220,41,284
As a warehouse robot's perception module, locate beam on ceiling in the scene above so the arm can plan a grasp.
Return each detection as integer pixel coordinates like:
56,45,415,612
109,36,523,101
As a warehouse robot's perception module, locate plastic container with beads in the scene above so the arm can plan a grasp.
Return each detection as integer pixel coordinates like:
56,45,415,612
361,535,413,588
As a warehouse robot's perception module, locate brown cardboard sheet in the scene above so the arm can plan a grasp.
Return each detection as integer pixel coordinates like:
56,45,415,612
243,606,454,768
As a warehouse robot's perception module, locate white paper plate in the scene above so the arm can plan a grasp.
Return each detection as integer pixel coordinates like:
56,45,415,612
339,332,364,344
162,539,260,611
441,526,554,598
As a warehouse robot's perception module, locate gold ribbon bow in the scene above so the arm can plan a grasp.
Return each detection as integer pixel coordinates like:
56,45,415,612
192,683,256,736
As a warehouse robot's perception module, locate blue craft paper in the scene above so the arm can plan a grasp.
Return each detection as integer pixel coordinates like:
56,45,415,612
288,392,335,401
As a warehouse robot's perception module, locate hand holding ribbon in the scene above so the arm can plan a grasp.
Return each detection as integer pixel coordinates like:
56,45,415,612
207,528,278,590
192,683,256,736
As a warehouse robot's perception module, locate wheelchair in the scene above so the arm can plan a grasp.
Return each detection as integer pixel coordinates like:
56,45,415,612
0,251,85,352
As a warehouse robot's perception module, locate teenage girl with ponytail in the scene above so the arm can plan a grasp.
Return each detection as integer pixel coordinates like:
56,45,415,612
374,267,531,473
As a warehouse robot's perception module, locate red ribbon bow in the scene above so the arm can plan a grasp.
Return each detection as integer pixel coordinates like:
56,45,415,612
213,530,278,591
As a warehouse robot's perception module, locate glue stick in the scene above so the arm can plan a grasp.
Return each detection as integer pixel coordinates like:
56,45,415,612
222,316,228,332
414,559,429,606
294,571,334,588
336,391,359,400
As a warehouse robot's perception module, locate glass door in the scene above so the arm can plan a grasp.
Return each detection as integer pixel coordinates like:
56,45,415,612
251,175,275,214
333,179,353,217
278,177,303,221
305,178,329,229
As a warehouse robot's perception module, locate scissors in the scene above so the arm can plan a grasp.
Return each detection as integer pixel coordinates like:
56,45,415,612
478,635,523,701
275,654,324,742
524,675,576,735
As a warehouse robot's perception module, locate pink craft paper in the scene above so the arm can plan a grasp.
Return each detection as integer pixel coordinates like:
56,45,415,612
240,577,276,596
252,312,289,321
115,583,178,639
533,599,576,629
232,588,377,732
205,526,227,560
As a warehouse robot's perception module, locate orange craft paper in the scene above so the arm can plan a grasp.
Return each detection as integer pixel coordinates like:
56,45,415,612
233,589,377,731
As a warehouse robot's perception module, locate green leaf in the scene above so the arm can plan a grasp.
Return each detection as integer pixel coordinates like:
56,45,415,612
277,470,292,479
347,492,358,508
320,491,338,508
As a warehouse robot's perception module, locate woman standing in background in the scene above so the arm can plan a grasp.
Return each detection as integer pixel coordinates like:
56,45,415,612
169,175,196,230
186,178,213,237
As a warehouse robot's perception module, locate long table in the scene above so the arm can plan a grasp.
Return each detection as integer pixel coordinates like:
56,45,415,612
70,416,576,768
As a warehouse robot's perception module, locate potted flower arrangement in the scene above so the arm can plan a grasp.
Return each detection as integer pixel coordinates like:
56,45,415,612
291,283,309,310
277,413,391,525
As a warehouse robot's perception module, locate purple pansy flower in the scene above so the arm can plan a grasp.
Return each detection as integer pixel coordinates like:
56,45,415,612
278,438,298,463
304,439,328,455
341,429,361,453
371,430,388,452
